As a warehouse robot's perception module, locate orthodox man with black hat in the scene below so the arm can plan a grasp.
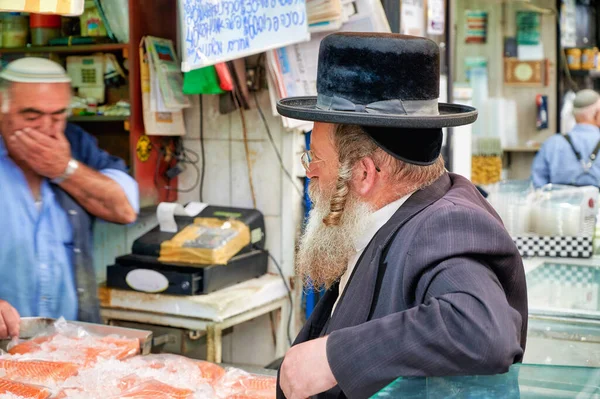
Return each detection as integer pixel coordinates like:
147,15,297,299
276,33,528,399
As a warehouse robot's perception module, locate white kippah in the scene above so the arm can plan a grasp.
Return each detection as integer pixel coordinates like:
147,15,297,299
0,57,71,83
573,89,600,110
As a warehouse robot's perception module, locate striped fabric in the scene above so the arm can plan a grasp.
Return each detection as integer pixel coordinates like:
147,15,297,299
0,0,83,15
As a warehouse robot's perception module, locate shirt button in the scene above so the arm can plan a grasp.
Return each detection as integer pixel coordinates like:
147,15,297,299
40,263,48,270
41,296,48,301
69,210,77,216
73,248,81,254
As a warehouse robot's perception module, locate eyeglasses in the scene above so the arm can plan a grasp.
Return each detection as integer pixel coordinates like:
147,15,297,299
301,150,382,173
300,150,324,172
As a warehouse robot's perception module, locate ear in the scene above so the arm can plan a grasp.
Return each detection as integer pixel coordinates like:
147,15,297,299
352,156,379,197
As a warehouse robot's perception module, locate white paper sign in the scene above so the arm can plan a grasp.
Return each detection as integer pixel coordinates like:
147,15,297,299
427,0,444,35
401,0,425,36
561,0,577,48
180,0,310,71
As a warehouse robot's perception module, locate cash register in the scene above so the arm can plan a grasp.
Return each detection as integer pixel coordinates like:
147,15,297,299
106,205,268,296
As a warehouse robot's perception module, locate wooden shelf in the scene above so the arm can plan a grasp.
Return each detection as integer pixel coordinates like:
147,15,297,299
0,43,128,54
69,115,130,122
503,146,540,153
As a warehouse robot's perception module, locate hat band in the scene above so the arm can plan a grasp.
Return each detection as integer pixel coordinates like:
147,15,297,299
316,94,439,116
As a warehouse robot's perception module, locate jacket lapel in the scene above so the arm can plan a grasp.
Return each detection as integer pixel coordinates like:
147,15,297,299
326,173,453,332
293,283,339,345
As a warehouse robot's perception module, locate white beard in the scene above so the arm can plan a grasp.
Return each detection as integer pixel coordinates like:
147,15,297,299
296,182,373,289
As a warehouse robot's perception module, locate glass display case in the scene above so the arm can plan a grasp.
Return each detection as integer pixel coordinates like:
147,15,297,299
524,260,600,368
372,364,600,398
372,260,600,397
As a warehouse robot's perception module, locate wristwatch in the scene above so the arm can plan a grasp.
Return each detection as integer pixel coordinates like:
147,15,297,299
51,159,79,184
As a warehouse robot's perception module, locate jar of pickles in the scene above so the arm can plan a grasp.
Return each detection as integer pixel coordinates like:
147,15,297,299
567,48,582,70
582,48,597,70
471,155,503,185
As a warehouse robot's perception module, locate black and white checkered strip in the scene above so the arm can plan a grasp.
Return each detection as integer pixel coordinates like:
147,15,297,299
514,235,594,258
527,263,595,285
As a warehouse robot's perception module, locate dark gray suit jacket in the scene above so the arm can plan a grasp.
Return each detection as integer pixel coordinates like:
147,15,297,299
277,173,528,399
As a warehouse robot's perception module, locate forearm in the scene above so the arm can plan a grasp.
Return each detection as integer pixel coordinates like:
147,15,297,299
58,163,137,224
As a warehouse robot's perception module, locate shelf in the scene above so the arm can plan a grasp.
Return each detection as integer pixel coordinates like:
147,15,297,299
68,115,130,122
138,205,158,219
568,69,600,79
503,146,540,153
0,43,128,54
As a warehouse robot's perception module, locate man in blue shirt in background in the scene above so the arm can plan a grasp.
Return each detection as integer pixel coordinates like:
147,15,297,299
532,89,600,188
0,58,139,338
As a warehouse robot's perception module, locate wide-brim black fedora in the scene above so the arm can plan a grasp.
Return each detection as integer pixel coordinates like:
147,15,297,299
276,33,477,130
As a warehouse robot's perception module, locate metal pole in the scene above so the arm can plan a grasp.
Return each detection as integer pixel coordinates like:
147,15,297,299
445,0,455,170
382,0,400,33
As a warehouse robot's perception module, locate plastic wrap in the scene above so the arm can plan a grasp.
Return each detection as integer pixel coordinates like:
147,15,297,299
215,369,276,399
7,318,139,367
125,354,225,385
115,377,199,398
159,218,251,265
0,359,78,387
0,378,50,399
0,321,274,399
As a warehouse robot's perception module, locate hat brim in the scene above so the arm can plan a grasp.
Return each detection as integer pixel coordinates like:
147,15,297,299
277,96,477,129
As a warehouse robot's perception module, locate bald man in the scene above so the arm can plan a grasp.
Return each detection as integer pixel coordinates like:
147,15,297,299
0,58,139,338
532,89,600,187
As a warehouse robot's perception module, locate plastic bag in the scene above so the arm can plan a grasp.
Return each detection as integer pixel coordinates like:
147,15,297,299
7,318,139,367
0,377,51,399
214,368,276,399
124,354,223,387
0,358,78,388
159,218,250,265
114,377,198,398
56,357,216,399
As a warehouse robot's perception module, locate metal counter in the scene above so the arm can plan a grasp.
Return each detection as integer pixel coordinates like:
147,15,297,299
0,317,153,355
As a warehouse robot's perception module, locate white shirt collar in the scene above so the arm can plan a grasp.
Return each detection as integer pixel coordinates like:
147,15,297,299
354,192,415,252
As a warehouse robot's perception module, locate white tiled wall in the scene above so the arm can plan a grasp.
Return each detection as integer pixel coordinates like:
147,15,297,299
180,91,304,366
180,91,304,276
93,90,305,367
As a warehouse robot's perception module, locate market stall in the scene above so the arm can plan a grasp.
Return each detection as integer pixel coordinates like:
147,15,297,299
0,318,277,398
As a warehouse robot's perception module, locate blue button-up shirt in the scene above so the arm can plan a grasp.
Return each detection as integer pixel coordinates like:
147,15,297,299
531,124,600,188
0,125,139,321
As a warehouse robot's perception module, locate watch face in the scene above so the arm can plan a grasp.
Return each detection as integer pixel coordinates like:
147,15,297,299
515,63,534,81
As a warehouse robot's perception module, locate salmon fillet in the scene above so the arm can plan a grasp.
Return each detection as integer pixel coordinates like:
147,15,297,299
230,375,276,392
8,334,140,367
226,394,275,399
97,335,141,360
8,335,55,355
118,379,194,399
217,374,276,399
197,361,226,384
125,354,225,385
0,359,78,385
0,378,50,399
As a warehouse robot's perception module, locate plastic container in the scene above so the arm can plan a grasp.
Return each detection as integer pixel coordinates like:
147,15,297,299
80,0,107,37
30,14,62,46
567,48,582,70
581,48,596,70
2,14,29,48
